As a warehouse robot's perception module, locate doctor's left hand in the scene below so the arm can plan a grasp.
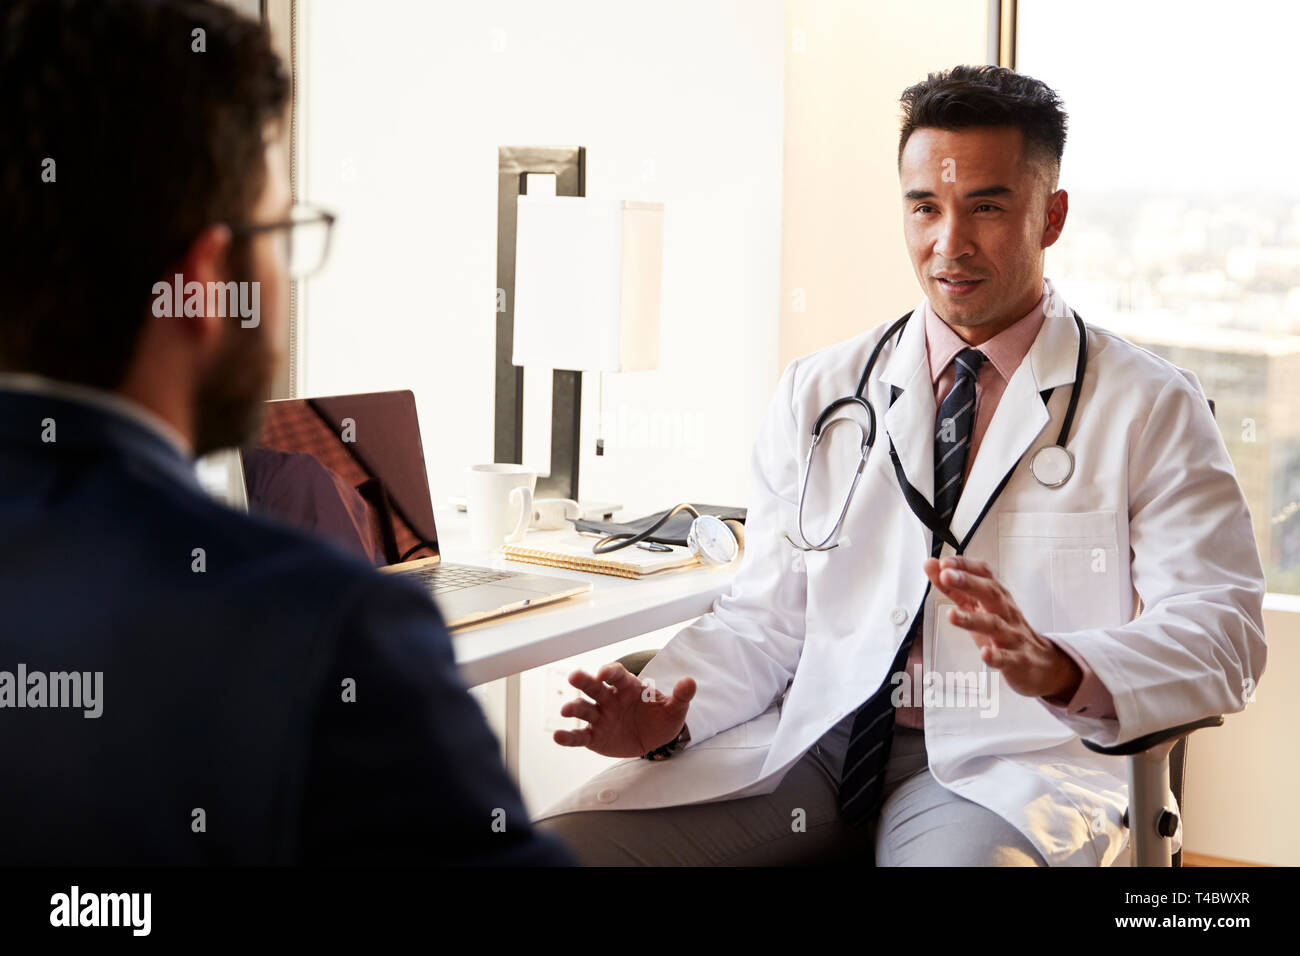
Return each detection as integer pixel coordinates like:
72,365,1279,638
924,555,1082,704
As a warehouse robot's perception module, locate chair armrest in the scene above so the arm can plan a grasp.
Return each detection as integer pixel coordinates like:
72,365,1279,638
616,649,661,677
1081,715,1223,756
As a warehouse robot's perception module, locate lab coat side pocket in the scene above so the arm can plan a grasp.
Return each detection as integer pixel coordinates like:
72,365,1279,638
928,601,992,736
687,701,782,752
931,601,986,682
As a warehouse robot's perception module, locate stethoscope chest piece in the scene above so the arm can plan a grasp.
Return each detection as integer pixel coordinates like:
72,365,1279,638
1029,443,1074,488
687,514,741,565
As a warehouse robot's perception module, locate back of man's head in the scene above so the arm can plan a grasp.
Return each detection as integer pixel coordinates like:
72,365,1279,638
0,0,289,390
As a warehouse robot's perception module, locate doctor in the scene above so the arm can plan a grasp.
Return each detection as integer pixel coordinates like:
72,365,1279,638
534,65,1267,866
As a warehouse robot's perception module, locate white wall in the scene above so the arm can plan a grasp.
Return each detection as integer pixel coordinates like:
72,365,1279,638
300,0,785,518
1183,598,1299,866
780,0,988,366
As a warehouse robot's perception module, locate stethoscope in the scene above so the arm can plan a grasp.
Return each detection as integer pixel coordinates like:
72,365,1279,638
589,502,745,566
785,308,1088,552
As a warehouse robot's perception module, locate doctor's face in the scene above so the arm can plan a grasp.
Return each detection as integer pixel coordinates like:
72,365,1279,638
899,126,1067,342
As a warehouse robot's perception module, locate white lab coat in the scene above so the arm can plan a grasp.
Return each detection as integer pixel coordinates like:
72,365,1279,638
534,281,1268,867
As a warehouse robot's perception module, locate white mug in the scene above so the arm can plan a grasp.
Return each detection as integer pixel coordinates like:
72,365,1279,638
466,464,536,550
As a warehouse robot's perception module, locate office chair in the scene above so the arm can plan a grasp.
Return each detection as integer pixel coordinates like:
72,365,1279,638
616,396,1228,867
1079,395,1225,867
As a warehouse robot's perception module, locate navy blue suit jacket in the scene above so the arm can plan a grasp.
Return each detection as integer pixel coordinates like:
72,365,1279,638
0,388,574,865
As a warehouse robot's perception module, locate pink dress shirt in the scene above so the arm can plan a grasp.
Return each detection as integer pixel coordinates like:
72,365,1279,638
893,284,1117,729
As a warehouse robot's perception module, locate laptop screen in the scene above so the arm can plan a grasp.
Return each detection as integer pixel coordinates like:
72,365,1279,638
239,390,440,568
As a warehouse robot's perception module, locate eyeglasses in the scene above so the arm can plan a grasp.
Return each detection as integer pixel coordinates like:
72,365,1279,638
228,204,337,279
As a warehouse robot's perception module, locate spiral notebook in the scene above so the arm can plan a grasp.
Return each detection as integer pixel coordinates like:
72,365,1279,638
501,530,701,579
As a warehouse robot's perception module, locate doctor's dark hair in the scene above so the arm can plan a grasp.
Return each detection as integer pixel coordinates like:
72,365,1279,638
897,65,1068,181
0,0,289,390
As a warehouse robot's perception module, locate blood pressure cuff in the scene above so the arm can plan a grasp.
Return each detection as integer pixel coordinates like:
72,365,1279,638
573,504,747,547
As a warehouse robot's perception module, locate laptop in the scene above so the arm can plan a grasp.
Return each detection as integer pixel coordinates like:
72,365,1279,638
197,390,590,628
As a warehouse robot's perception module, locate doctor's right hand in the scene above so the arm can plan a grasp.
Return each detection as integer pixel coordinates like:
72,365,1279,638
552,662,695,758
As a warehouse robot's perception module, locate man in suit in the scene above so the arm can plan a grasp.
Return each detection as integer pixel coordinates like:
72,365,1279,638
0,0,571,865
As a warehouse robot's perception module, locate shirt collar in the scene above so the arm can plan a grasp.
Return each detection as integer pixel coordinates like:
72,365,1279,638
924,279,1049,386
0,372,193,459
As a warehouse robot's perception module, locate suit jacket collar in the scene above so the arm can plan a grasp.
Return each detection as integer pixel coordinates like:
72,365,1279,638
0,386,202,493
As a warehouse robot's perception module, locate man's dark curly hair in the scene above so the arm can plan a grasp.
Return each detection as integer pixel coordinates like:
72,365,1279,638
0,0,290,389
897,65,1068,182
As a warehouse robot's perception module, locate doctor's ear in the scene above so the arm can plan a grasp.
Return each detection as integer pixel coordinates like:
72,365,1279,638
1043,190,1068,246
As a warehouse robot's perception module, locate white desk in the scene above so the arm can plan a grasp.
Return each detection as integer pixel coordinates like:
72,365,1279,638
433,506,737,773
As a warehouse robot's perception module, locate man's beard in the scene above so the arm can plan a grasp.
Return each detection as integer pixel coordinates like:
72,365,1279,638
192,319,275,457
191,258,277,457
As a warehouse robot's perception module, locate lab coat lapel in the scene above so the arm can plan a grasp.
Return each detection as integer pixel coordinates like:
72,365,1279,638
879,290,1084,549
949,292,1082,544
880,304,936,508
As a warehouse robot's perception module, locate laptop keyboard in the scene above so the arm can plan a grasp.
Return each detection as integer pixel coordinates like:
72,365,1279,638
403,564,516,595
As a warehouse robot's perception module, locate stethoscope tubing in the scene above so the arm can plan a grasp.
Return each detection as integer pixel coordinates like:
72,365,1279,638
591,502,701,554
790,308,1088,552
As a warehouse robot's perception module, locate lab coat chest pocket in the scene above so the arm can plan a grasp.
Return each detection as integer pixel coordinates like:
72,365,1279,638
1050,546,1123,632
997,511,1123,635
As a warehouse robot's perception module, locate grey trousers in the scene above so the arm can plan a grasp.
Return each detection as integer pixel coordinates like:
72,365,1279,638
535,713,1048,866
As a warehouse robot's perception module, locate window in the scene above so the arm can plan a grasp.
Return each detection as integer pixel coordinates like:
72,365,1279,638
1019,0,1300,594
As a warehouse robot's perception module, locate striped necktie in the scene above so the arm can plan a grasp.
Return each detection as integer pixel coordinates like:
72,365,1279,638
837,346,986,827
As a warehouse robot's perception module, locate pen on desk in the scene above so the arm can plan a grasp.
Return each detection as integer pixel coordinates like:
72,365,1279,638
574,528,672,552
